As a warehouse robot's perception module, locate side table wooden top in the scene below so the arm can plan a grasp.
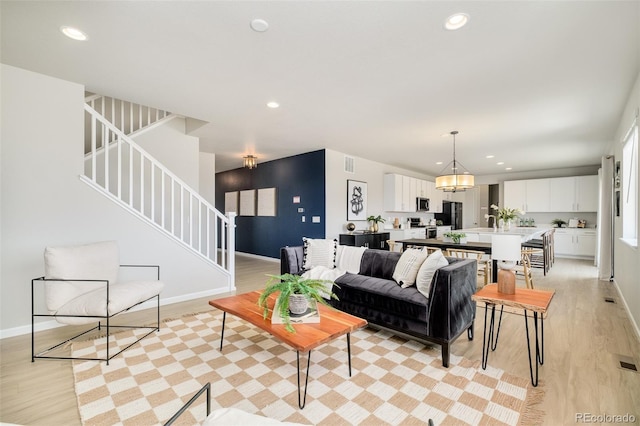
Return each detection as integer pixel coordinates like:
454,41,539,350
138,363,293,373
472,284,555,313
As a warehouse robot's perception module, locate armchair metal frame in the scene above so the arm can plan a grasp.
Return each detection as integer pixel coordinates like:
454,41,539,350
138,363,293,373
31,264,161,365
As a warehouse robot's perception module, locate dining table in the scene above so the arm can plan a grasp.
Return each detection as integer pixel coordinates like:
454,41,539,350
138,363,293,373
397,238,498,282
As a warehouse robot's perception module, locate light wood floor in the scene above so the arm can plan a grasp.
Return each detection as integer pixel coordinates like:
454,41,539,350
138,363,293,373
1,255,639,425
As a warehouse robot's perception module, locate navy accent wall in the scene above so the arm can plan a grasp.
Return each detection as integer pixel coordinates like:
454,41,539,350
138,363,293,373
215,150,326,258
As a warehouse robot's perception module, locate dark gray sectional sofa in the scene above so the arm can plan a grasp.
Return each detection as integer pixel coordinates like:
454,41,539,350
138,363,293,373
280,246,477,367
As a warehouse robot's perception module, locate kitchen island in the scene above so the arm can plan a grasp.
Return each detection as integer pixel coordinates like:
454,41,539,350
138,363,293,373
459,227,550,243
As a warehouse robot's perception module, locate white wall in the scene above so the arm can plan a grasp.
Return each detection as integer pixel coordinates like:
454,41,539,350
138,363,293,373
199,151,216,205
324,150,434,239
606,71,640,335
132,117,200,191
0,64,231,337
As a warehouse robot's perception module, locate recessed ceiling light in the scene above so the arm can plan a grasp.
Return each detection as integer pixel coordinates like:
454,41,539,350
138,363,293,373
505,167,513,171
497,162,505,165
60,26,88,41
486,155,495,159
266,101,279,109
250,19,269,32
444,13,469,31
436,161,443,165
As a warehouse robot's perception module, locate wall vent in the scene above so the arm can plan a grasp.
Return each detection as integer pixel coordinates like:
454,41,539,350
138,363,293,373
620,360,638,372
344,156,355,174
604,297,616,304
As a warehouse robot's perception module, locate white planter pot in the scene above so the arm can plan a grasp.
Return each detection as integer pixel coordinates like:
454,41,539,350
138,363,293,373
288,294,308,314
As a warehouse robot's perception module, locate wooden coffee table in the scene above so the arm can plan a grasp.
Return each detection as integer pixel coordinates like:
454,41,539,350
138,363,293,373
209,291,367,408
472,284,555,387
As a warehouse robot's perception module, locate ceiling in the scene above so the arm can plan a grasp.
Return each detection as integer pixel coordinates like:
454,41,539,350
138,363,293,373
2,1,639,176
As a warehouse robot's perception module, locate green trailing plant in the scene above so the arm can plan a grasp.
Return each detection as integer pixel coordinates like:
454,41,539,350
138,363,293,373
444,231,467,244
257,273,339,333
551,218,567,228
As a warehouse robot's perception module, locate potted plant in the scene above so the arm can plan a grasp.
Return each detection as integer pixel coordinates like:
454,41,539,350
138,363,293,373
366,215,385,232
443,231,467,244
551,218,567,228
257,273,338,333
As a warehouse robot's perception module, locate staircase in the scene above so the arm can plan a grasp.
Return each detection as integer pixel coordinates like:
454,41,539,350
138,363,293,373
82,95,235,286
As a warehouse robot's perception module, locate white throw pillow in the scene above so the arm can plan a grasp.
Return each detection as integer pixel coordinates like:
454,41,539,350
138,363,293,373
416,250,449,298
393,248,429,287
302,238,338,270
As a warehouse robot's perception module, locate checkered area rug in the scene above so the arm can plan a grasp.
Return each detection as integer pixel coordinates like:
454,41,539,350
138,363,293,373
72,311,544,425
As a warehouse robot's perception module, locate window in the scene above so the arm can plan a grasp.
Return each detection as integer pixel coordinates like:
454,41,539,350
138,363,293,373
622,124,638,246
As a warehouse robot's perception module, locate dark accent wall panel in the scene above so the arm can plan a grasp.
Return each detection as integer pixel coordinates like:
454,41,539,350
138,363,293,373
215,150,326,258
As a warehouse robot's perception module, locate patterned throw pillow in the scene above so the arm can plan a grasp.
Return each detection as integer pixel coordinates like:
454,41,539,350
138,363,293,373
416,250,449,298
302,238,338,270
392,248,429,287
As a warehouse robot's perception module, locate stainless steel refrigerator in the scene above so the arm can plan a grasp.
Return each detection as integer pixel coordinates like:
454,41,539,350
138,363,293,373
435,201,463,230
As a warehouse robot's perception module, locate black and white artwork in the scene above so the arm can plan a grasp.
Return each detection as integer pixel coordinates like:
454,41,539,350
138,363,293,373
347,180,367,220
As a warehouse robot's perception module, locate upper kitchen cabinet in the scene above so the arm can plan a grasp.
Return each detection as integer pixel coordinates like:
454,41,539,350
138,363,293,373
384,174,416,212
505,175,597,213
503,179,550,212
549,175,598,212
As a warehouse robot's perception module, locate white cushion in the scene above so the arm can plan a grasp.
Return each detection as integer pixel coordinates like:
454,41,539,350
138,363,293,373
44,241,120,312
335,245,366,273
302,238,337,270
416,250,449,298
54,280,164,325
392,248,429,287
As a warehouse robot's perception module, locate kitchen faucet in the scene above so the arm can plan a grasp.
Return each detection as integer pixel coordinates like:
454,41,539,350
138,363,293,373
484,214,497,231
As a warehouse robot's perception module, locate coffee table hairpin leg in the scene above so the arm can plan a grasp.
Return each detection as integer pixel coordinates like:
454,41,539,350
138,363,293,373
481,303,504,369
218,312,226,351
524,310,544,387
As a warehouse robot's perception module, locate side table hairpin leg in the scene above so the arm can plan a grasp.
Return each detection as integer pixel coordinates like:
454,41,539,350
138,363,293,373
524,310,544,387
481,302,504,369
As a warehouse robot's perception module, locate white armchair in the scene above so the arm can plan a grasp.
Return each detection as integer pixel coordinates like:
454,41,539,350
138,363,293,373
32,240,164,364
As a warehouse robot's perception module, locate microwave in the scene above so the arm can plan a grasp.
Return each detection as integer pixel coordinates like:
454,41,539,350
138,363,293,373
416,197,430,212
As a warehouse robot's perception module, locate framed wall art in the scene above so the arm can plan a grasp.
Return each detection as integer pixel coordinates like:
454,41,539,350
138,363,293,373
347,180,367,221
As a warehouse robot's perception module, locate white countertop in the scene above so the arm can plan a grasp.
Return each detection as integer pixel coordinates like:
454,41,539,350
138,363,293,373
458,227,550,242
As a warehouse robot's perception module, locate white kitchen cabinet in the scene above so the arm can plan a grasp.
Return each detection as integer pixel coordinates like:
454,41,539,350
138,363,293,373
525,179,550,212
430,183,444,213
384,174,416,212
506,175,597,213
504,180,527,211
554,228,596,258
549,175,598,212
504,179,549,212
549,177,575,212
436,225,451,238
575,175,598,212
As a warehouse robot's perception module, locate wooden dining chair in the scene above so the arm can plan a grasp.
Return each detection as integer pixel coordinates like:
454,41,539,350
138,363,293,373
519,248,540,289
445,248,491,286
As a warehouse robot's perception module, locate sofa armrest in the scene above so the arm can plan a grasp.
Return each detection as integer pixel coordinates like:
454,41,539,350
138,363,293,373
427,258,477,341
280,246,304,275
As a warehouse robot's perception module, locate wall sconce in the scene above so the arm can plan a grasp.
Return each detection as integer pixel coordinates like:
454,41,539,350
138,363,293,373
243,155,258,169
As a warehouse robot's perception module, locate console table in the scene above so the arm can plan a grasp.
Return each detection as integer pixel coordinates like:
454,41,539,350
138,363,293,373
339,232,389,250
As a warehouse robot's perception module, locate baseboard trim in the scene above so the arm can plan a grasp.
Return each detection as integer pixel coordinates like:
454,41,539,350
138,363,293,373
612,277,640,343
0,286,234,340
236,251,279,263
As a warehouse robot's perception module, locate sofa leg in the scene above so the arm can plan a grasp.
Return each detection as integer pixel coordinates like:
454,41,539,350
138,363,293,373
441,343,450,368
467,321,474,341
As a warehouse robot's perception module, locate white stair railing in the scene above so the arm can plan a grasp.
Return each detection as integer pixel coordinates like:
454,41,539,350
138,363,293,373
82,103,235,284
85,94,173,138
